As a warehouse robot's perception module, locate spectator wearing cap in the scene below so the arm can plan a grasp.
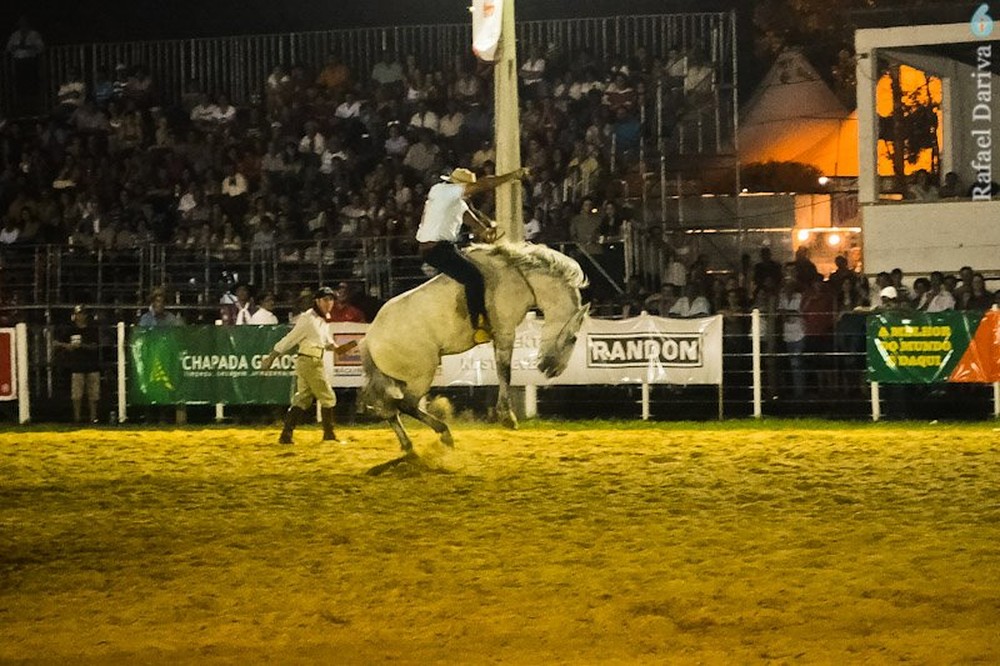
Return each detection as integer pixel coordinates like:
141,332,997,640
261,286,357,444
53,305,101,423
877,286,902,310
330,282,367,323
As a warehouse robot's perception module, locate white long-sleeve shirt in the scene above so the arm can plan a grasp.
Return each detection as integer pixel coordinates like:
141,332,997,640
271,309,332,358
416,182,469,243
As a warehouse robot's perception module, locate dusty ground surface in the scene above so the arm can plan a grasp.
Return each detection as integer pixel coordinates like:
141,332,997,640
1,420,999,665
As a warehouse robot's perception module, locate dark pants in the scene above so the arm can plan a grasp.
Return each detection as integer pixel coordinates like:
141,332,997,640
422,241,486,325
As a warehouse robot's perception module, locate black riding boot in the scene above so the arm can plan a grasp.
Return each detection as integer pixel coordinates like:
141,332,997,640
279,406,308,444
321,407,338,441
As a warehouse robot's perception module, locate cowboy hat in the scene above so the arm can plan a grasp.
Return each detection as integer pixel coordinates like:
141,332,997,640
441,167,477,184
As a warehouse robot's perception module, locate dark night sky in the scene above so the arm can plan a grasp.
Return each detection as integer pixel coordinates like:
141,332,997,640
3,0,741,43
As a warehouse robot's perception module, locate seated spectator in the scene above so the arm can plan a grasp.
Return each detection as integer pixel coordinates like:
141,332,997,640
918,271,955,312
669,282,712,318
603,73,637,113
384,121,410,158
70,100,109,133
959,273,993,311
212,93,238,127
93,67,114,107
0,215,20,245
301,228,333,263
251,219,276,252
298,121,326,159
189,94,217,130
371,50,405,92
408,99,440,136
402,130,442,181
519,44,547,99
439,99,465,148
317,53,351,93
524,206,543,242
452,66,482,103
644,283,679,316
55,67,86,116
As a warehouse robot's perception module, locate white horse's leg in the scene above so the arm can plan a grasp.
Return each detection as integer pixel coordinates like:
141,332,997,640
388,413,415,452
494,342,518,430
399,399,454,447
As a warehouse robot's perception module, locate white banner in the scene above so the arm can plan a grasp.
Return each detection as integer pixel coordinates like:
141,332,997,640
470,0,503,62
331,314,723,388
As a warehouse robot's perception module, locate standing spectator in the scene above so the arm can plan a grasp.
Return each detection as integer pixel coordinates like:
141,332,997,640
260,286,357,444
139,288,182,327
53,305,101,423
5,17,44,116
330,282,367,323
752,246,782,299
249,292,279,325
220,283,253,325
778,277,806,399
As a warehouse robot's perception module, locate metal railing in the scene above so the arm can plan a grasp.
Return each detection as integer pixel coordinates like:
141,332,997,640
3,308,997,425
2,12,736,121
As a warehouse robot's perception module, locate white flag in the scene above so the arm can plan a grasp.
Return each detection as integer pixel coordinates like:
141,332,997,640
471,0,503,62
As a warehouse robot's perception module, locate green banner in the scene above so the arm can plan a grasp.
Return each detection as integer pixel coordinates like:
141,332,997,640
129,325,296,405
866,311,979,384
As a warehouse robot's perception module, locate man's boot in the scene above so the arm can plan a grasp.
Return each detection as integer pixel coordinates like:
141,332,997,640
279,406,307,444
321,407,339,442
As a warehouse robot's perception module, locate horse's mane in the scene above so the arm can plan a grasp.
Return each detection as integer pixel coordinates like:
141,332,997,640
472,242,588,289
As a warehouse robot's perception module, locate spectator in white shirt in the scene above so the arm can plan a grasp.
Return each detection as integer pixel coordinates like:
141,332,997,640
668,282,712,318
334,91,363,119
249,292,279,325
408,100,439,136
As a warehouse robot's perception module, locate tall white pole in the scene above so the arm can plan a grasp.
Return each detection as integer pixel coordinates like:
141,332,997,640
493,0,523,242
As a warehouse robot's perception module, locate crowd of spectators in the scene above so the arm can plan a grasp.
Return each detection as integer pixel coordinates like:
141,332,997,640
0,39,726,320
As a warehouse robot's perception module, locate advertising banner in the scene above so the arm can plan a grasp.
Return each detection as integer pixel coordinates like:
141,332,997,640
437,314,724,387
0,328,15,401
867,310,1000,384
127,316,725,405
128,325,364,405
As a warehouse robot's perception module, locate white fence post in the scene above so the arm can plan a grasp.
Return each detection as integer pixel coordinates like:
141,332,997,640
214,320,225,423
870,381,881,422
524,384,537,419
751,308,762,419
641,380,650,420
116,322,127,423
15,323,29,424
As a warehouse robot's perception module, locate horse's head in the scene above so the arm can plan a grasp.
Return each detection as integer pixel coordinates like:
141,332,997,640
537,302,589,378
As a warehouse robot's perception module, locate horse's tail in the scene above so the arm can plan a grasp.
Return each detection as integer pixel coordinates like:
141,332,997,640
359,343,405,418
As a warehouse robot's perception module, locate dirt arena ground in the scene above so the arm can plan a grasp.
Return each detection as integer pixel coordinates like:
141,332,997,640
1,419,999,664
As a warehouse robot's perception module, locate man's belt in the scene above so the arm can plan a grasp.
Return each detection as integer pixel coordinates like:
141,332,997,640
297,342,325,359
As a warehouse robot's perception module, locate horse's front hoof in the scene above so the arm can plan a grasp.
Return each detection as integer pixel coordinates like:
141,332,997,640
440,429,455,448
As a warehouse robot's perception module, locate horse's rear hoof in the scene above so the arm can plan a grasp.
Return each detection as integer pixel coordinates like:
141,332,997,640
499,411,518,430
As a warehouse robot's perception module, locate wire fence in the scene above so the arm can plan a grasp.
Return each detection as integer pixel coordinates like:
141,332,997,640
2,308,997,426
